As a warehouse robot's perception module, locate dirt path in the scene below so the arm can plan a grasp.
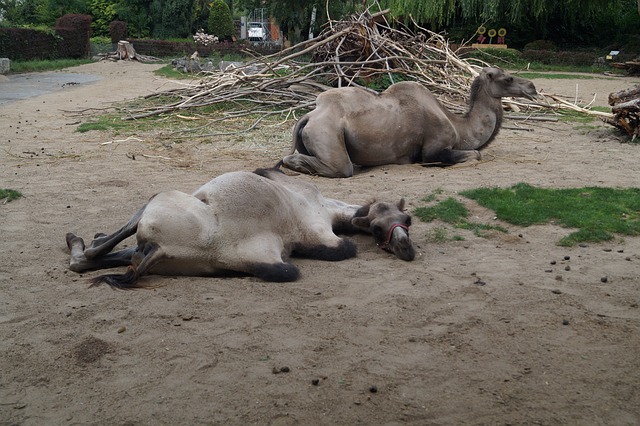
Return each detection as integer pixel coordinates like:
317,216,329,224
1,62,639,425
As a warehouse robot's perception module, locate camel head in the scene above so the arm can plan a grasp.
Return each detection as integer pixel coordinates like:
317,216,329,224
351,199,416,261
480,67,538,101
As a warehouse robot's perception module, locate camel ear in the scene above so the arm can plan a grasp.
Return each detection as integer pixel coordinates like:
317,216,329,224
397,198,405,211
351,216,370,230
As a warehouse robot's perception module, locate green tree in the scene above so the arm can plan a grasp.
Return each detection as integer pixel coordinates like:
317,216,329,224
149,0,194,38
191,0,210,32
36,0,89,25
115,0,152,38
89,0,117,36
208,0,234,40
367,0,640,47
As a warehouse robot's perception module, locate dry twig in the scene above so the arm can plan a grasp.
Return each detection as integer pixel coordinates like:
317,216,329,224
121,9,610,135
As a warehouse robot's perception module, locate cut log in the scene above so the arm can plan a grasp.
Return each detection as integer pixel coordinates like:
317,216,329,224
608,85,640,105
606,84,640,140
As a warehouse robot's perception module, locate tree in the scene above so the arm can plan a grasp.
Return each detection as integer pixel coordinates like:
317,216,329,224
366,0,639,47
208,0,234,40
89,0,117,37
115,0,152,38
237,0,359,44
149,0,193,38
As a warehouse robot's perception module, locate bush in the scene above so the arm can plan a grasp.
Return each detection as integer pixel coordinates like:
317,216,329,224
109,20,127,44
55,14,92,59
0,28,59,60
524,40,557,51
208,0,235,41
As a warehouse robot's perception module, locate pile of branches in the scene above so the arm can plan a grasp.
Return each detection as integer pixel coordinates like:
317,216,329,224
122,9,605,134
124,10,489,126
606,85,640,140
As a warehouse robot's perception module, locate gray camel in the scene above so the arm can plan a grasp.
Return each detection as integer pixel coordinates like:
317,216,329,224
65,168,415,289
282,67,538,178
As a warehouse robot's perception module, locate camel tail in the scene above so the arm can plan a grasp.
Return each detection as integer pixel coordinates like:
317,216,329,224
90,266,141,290
290,115,310,155
90,242,162,290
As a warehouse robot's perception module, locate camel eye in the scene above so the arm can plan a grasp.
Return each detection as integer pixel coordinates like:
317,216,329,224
372,225,384,237
404,216,412,226
505,76,513,84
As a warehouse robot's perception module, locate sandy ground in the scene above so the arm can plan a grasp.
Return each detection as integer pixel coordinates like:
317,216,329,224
1,61,639,425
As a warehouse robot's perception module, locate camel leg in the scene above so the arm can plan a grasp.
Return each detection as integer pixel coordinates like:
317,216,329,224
66,233,136,272
292,226,357,260
424,148,481,165
283,123,354,177
91,241,164,289
282,153,354,178
83,204,147,259
218,235,300,282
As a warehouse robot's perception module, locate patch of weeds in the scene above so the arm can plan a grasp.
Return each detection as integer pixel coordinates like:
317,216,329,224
461,183,640,246
556,110,598,124
420,188,444,203
0,189,22,203
414,196,507,239
414,197,468,224
424,226,464,243
153,64,198,80
515,72,606,80
457,222,508,237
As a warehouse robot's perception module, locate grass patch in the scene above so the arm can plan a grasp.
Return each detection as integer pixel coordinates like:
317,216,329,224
514,72,606,80
0,189,22,203
414,196,508,238
9,59,94,74
425,226,465,243
460,183,640,246
415,197,469,224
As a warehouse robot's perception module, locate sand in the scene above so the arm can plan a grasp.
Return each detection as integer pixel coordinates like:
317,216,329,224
1,61,639,425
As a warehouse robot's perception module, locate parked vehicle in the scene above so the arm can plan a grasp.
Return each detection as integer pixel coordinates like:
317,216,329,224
248,22,268,41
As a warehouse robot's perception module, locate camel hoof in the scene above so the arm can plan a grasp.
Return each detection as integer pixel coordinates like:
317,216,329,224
66,233,84,251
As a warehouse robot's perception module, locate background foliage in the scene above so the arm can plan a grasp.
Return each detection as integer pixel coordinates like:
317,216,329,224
1,0,638,51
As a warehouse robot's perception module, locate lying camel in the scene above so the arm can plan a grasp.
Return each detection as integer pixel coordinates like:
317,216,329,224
282,67,538,178
65,168,415,289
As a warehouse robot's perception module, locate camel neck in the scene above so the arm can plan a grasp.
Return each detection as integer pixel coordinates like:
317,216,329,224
456,88,504,150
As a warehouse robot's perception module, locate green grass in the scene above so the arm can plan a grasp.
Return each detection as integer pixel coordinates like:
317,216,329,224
9,58,94,74
0,189,22,203
513,72,608,80
414,196,507,238
460,183,640,246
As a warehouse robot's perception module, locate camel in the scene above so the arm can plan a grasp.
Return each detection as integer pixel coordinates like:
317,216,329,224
282,67,538,178
65,168,415,289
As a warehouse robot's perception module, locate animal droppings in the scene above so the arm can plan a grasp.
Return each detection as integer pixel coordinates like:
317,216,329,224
311,379,320,386
564,256,571,260
562,319,570,325
601,276,609,283
369,386,378,393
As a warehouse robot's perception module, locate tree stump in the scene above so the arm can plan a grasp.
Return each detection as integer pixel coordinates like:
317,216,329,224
606,85,640,140
96,41,160,63
116,41,137,60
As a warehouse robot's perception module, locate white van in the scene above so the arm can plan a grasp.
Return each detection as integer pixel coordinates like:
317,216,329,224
248,22,268,41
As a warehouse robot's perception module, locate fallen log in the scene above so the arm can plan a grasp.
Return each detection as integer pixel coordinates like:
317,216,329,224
605,84,640,140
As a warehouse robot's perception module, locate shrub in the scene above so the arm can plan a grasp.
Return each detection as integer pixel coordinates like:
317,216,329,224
524,40,557,51
109,20,127,44
55,14,92,59
208,0,235,42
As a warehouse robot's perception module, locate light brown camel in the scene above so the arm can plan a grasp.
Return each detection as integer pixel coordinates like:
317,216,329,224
281,67,538,178
65,168,415,289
